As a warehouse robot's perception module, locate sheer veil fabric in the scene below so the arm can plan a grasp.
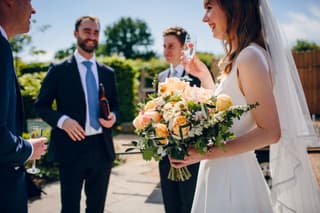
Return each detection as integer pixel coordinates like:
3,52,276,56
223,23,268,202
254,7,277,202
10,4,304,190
259,0,320,212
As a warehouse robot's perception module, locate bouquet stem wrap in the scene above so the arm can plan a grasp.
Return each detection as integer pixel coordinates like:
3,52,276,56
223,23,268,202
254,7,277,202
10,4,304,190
168,167,191,182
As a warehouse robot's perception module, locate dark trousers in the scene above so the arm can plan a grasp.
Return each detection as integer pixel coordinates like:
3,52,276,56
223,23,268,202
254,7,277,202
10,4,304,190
255,148,269,164
0,166,28,213
255,148,272,187
59,134,112,213
159,156,199,213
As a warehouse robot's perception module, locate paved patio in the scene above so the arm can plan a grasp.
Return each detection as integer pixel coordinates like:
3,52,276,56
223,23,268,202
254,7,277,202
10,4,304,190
28,134,320,213
28,134,165,213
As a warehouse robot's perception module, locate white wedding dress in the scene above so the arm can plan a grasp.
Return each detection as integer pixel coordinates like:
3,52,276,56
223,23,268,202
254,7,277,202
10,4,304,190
191,44,274,213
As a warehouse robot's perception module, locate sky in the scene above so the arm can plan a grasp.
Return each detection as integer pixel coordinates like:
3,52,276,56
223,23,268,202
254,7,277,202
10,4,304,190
24,0,320,62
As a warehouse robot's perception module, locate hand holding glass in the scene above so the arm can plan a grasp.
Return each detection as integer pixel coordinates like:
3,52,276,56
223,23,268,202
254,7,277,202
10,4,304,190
27,126,42,174
183,33,196,60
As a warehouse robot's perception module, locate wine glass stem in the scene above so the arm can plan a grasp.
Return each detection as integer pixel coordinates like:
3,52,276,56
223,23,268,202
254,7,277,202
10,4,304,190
32,160,37,169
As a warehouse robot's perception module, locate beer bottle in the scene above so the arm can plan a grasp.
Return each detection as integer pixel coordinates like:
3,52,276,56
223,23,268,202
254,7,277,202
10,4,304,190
99,83,110,120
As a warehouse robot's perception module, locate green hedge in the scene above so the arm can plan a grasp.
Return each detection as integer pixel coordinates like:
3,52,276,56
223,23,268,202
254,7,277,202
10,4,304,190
19,71,47,118
19,57,141,124
18,53,216,122
99,55,139,123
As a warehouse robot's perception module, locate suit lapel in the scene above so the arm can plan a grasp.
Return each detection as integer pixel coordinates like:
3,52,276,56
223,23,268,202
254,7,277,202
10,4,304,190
4,33,25,133
69,56,86,101
68,56,87,125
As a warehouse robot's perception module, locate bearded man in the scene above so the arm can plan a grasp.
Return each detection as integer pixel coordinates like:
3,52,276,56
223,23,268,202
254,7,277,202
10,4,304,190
35,16,119,213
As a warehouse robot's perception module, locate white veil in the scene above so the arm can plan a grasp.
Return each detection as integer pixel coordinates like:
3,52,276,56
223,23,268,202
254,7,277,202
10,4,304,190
259,0,320,212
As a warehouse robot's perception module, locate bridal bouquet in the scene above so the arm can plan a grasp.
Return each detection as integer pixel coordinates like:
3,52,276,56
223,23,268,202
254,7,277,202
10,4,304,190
128,77,257,181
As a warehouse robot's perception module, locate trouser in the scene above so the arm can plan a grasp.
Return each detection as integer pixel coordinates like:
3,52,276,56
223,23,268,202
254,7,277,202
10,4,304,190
59,134,112,213
159,156,199,213
0,165,28,213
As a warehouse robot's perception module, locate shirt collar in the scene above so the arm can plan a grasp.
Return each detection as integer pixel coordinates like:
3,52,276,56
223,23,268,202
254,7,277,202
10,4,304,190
174,64,184,77
74,49,96,64
0,25,8,40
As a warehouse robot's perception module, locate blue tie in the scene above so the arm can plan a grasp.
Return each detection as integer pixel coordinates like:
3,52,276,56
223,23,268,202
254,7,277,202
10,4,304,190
82,61,100,130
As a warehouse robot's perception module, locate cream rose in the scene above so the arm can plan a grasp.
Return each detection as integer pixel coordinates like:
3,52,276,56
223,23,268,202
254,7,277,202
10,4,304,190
144,99,158,111
216,94,233,111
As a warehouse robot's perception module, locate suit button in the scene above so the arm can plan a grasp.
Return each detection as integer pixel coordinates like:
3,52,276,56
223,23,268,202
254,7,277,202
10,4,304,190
14,166,20,170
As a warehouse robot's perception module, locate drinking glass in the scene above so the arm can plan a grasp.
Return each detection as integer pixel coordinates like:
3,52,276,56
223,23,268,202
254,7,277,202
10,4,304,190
183,33,196,60
27,126,42,174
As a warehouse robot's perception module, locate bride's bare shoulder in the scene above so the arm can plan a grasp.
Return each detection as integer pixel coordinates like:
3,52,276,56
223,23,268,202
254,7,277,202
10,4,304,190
236,45,269,76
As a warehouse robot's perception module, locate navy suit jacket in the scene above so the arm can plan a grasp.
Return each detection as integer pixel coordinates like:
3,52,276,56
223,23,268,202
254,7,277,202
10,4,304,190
0,33,32,166
0,31,32,213
34,56,119,164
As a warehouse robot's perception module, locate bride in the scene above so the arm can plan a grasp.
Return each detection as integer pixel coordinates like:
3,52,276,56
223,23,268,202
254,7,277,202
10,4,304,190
169,0,320,212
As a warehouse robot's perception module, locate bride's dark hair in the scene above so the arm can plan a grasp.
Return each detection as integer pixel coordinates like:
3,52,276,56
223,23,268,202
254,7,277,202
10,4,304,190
205,0,265,75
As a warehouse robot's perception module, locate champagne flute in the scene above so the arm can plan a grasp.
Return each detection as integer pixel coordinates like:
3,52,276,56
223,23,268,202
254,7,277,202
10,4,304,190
169,63,176,77
183,33,196,60
27,126,42,174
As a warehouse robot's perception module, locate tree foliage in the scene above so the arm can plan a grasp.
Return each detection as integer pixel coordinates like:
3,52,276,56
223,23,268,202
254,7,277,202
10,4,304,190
54,43,76,60
9,20,50,66
101,17,156,59
292,39,320,52
9,34,32,55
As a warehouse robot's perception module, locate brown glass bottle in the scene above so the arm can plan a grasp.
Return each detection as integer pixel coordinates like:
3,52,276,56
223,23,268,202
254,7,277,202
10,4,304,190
99,83,110,120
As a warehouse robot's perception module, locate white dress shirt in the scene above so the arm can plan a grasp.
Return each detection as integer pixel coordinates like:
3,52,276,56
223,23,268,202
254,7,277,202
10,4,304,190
57,50,103,136
170,64,184,78
175,64,185,78
0,25,8,40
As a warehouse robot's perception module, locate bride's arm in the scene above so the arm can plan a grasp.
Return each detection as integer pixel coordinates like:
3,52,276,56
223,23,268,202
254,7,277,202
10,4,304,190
182,55,216,90
171,48,281,168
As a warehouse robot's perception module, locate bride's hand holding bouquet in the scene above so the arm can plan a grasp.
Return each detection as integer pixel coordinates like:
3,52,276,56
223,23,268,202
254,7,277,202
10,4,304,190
169,147,206,169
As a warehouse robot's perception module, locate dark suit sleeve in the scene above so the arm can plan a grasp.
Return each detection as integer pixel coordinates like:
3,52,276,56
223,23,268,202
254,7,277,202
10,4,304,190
34,64,65,127
0,43,32,165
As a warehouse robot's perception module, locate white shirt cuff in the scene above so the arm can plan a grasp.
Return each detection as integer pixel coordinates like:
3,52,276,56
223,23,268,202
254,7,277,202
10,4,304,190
57,115,70,129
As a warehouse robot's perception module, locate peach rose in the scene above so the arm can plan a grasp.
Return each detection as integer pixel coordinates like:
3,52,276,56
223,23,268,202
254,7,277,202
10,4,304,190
142,110,162,124
182,86,214,103
155,123,169,144
172,115,189,137
158,77,189,96
158,83,168,96
132,113,145,130
216,94,233,111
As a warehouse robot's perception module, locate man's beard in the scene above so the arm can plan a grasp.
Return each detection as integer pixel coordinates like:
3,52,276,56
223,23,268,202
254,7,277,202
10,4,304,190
78,38,98,53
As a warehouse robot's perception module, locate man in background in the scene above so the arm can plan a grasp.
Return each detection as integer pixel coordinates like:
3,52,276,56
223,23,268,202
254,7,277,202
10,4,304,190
157,26,201,213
